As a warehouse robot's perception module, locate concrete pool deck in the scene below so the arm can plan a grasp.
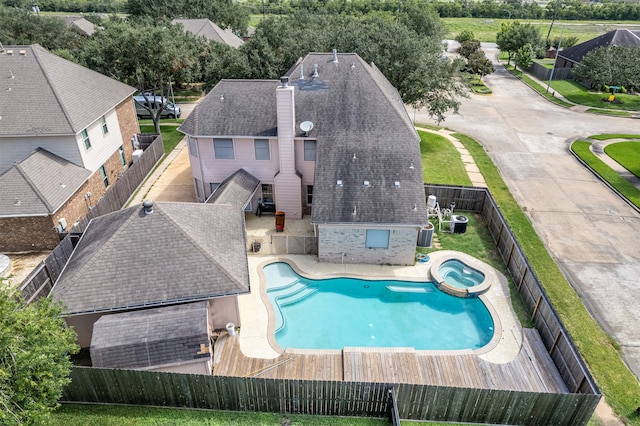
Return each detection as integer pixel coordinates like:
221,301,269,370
237,250,523,365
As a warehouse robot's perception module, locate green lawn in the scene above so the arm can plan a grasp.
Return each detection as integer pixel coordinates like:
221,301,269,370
419,130,472,186
50,404,388,426
605,141,640,179
139,124,184,153
443,18,640,43
549,80,640,112
571,140,640,209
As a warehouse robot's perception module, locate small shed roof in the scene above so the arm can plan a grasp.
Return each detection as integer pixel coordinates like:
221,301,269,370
90,302,210,369
206,168,260,208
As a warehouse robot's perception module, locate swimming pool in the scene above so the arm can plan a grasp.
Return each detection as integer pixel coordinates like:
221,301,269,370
264,262,494,351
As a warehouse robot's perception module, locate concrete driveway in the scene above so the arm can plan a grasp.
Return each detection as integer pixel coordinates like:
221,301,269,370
414,43,640,380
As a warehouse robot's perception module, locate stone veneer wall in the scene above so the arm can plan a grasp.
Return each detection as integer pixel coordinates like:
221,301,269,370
317,225,419,265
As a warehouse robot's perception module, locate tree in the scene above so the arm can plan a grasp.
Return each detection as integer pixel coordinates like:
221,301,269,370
0,280,78,425
242,12,466,123
457,39,481,59
496,21,543,66
455,29,475,44
572,45,640,92
79,20,206,133
464,50,494,78
514,42,534,71
0,7,84,52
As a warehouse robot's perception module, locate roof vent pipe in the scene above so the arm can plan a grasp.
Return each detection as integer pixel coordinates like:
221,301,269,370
332,49,338,63
299,63,305,80
143,200,154,215
312,64,319,78
280,76,289,87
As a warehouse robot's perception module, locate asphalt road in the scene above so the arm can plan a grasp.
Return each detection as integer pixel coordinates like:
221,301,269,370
414,43,640,381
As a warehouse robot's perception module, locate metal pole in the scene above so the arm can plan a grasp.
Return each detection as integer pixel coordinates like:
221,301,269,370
546,25,564,95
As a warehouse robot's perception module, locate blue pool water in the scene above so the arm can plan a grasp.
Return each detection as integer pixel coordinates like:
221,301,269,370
439,260,485,289
265,262,494,351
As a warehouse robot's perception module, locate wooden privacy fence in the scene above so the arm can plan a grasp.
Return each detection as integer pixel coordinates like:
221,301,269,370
62,367,599,425
73,133,164,232
19,134,164,301
424,184,600,395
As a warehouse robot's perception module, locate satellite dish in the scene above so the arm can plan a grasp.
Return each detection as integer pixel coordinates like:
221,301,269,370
300,121,314,135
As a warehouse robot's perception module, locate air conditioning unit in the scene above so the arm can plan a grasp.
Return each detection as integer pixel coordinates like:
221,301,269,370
58,218,67,231
132,149,144,163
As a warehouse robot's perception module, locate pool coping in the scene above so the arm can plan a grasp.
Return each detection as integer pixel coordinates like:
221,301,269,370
247,251,519,361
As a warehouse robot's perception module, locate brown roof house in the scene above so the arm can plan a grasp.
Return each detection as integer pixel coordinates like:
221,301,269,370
0,44,139,252
556,29,640,69
172,19,244,48
179,52,428,265
51,201,250,373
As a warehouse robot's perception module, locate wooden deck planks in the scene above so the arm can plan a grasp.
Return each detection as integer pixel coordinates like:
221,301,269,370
213,331,568,393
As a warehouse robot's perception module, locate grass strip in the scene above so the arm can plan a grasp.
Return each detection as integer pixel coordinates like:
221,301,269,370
418,130,472,186
571,141,640,208
588,134,640,141
585,108,631,117
50,403,388,426
458,133,640,424
604,142,640,179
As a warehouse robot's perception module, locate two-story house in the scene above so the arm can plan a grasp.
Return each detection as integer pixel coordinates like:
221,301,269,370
0,44,139,251
179,52,428,265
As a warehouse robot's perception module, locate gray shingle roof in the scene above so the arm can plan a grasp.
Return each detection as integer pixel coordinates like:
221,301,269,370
62,16,96,36
178,80,278,137
172,19,244,48
206,168,260,208
0,45,136,136
52,201,249,315
0,148,90,217
178,52,427,226
90,302,210,370
558,29,640,64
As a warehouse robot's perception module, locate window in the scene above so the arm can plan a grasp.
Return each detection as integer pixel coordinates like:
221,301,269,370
214,138,234,159
304,140,316,161
365,230,390,249
100,116,108,134
306,185,313,205
99,165,109,188
119,145,126,166
188,137,198,157
210,183,220,194
82,129,91,149
261,184,273,204
254,139,270,160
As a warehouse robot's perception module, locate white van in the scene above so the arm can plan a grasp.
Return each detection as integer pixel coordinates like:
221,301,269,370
133,95,181,119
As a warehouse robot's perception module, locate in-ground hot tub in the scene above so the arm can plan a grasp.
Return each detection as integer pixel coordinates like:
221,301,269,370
431,258,491,298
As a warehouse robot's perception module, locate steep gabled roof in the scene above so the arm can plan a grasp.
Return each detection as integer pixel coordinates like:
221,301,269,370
51,202,249,315
178,52,427,226
90,302,210,370
172,19,244,48
558,29,640,64
206,168,260,208
0,45,135,137
0,148,90,217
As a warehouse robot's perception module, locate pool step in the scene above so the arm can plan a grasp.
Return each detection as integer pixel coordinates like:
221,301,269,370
268,279,305,296
279,286,319,306
386,284,434,293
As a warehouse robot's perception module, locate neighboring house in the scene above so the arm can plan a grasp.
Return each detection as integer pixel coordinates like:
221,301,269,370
0,44,139,252
51,201,250,371
91,302,213,374
172,19,244,48
179,52,428,265
62,16,97,36
555,29,640,69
